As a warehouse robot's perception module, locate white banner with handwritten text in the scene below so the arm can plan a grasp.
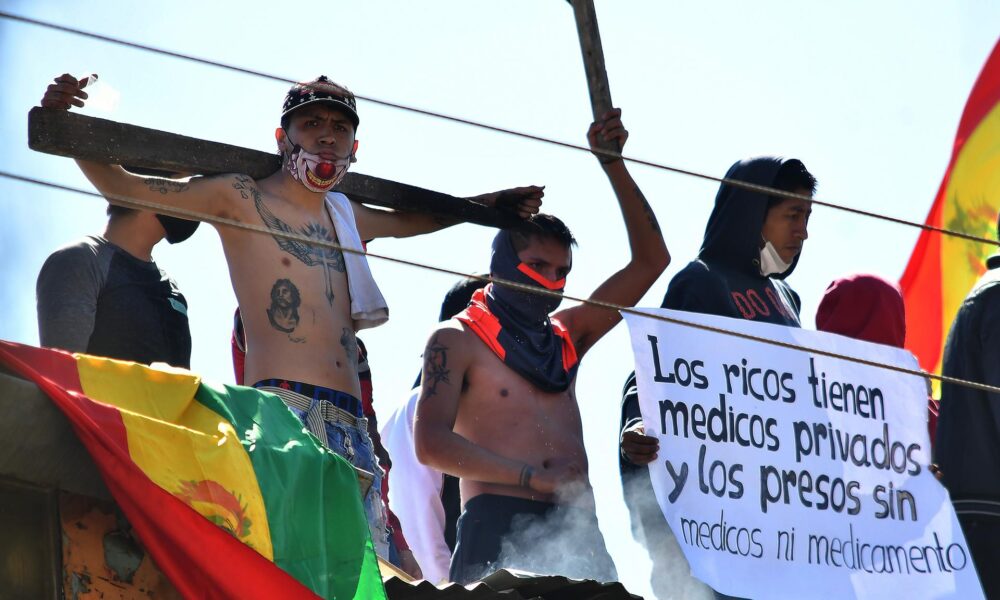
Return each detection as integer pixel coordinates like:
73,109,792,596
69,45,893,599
624,308,983,600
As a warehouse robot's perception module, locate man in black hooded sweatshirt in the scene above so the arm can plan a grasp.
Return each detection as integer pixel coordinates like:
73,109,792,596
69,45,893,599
618,157,816,599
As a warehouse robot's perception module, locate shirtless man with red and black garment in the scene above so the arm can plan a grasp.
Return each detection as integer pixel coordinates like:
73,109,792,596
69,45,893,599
41,73,543,557
414,109,669,583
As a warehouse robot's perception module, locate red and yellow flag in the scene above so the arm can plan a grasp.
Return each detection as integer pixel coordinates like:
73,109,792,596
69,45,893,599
900,41,1000,389
0,341,386,600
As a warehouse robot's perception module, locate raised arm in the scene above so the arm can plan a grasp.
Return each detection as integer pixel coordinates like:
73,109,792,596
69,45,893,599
41,74,240,221
352,186,544,240
556,109,670,356
413,325,573,494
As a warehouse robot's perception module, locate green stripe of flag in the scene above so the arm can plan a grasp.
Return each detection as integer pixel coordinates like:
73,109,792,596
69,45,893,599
195,381,386,600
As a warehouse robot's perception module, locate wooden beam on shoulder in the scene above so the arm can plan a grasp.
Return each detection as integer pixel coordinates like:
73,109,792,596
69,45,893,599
27,107,521,228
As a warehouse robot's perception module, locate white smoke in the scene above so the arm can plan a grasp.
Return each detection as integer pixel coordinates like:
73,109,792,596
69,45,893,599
492,481,619,583
461,477,718,598
621,471,714,599
81,76,121,113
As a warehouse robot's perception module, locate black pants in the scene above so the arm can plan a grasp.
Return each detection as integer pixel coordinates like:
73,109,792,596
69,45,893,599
449,493,618,585
955,501,1000,598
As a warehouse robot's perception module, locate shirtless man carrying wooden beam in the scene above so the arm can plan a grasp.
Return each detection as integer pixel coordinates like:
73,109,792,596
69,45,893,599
40,73,542,558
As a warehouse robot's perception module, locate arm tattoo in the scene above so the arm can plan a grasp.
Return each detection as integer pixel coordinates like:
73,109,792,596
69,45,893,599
423,333,451,398
234,176,346,306
634,185,662,234
340,327,359,368
266,278,305,343
144,178,189,194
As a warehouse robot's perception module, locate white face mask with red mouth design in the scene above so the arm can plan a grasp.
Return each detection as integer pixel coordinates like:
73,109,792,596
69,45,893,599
282,137,357,193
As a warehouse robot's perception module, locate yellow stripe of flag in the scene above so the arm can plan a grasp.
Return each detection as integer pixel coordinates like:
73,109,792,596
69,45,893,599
75,355,275,559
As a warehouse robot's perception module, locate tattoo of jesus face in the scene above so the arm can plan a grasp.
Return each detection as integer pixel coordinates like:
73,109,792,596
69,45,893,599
267,278,304,342
233,175,345,306
423,333,450,398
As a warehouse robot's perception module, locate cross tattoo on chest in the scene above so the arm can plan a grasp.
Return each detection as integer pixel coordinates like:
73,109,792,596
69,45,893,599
234,176,346,306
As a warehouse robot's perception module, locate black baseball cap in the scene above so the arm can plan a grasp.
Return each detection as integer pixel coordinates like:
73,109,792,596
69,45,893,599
281,76,359,129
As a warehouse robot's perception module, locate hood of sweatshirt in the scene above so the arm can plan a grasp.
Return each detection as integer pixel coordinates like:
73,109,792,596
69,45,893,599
698,156,804,280
815,274,906,348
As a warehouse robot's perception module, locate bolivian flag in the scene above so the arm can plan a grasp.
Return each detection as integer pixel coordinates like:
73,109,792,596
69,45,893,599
900,40,1000,392
0,341,386,600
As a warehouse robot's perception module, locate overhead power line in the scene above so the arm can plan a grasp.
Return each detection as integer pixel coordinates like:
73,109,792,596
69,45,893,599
1,10,997,249
4,168,999,398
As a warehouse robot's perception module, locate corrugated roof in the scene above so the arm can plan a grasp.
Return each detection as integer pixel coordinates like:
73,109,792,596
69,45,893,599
384,569,643,600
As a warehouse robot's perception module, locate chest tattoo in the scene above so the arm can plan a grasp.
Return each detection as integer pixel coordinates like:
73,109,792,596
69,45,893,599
234,176,346,306
267,278,305,343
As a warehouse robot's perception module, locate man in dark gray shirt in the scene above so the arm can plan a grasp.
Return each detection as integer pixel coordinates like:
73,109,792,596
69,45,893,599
36,200,198,369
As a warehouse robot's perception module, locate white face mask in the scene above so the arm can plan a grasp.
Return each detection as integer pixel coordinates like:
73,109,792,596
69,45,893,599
759,240,793,276
281,131,357,193
283,144,354,192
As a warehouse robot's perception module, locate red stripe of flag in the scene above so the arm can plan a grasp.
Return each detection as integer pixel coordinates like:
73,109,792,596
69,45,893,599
900,40,1000,373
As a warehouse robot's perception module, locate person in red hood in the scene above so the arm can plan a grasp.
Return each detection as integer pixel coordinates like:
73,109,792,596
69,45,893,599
815,273,905,346
814,273,938,444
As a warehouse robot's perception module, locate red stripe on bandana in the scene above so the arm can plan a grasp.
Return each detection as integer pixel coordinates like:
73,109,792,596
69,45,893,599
456,293,507,360
516,263,565,290
455,288,579,372
551,319,578,371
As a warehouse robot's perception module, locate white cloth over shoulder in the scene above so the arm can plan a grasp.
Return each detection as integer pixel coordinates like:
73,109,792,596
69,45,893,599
325,191,389,330
380,387,452,585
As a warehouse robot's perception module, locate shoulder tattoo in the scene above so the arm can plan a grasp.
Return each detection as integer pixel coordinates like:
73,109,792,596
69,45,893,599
423,333,451,398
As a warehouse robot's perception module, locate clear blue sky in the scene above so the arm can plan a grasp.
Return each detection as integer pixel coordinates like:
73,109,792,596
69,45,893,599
1,2,997,596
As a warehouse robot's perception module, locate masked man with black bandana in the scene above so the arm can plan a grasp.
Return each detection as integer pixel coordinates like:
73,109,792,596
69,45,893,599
414,109,670,584
36,188,199,369
618,157,816,599
40,72,543,559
